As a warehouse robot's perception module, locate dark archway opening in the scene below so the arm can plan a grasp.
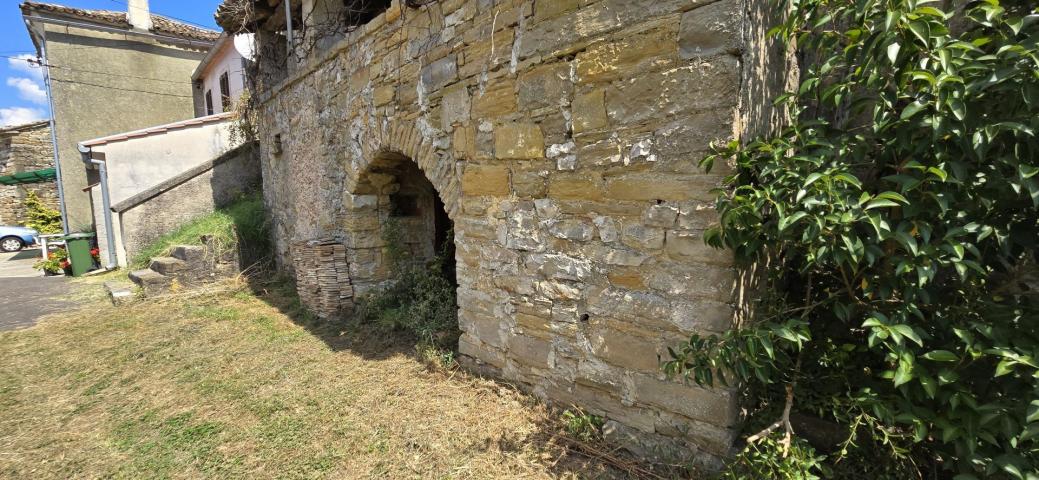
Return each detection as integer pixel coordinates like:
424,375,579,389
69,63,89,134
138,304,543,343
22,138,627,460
352,153,458,350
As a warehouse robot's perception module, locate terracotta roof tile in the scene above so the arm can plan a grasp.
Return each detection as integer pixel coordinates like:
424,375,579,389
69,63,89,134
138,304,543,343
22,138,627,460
21,1,220,43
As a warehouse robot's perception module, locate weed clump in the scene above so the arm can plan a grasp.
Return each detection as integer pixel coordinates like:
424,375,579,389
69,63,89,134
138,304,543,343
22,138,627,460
131,193,268,269
356,219,458,350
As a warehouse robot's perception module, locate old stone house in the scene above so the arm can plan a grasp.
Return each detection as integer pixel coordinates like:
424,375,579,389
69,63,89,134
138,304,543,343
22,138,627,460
21,1,221,232
0,121,59,227
217,0,792,467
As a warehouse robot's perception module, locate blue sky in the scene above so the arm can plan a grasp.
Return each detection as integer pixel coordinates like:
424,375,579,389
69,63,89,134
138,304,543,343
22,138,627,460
1,0,222,127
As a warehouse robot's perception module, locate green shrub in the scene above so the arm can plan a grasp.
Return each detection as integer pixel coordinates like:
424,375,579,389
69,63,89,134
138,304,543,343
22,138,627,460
23,190,61,234
561,407,605,442
131,193,269,269
356,219,458,349
665,1,1039,478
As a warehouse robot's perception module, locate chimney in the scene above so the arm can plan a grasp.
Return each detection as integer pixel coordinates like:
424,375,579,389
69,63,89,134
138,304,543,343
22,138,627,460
127,0,153,31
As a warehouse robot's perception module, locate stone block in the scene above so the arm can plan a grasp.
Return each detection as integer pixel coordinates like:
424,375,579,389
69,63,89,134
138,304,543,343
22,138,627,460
572,89,608,135
621,223,665,250
604,174,721,202
472,78,517,118
533,0,580,23
374,84,396,106
508,334,552,368
548,219,595,242
459,334,506,368
644,204,680,228
576,22,678,84
670,299,733,333
461,164,511,196
494,123,545,159
605,56,740,126
608,267,645,290
452,125,476,159
440,83,471,130
591,327,661,372
665,231,732,265
679,0,742,59
548,173,604,201
511,167,548,198
518,62,574,110
632,374,737,427
420,55,459,92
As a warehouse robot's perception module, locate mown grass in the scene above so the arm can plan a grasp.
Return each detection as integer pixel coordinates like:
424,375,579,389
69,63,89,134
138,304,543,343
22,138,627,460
0,279,634,479
130,194,268,269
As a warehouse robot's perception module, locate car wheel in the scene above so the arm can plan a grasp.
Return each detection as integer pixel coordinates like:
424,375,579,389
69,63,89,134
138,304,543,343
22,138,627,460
0,236,24,252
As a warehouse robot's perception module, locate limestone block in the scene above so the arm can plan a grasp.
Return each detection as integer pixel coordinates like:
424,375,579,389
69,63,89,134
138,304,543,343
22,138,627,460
677,202,719,231
643,263,735,302
587,287,671,322
665,230,732,265
548,219,595,242
440,83,472,130
505,207,543,252
453,125,477,159
586,244,650,267
576,23,678,84
494,123,545,159
622,223,665,250
508,334,552,368
461,164,511,196
592,215,619,243
679,0,742,59
459,334,506,368
373,84,395,106
518,62,574,110
632,374,737,427
511,167,549,198
670,299,733,333
472,78,518,119
536,280,582,301
529,253,592,281
572,89,607,135
590,326,661,372
420,55,459,92
644,204,680,228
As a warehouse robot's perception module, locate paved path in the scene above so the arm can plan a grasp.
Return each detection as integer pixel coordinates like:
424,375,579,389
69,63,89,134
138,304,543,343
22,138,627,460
0,249,72,331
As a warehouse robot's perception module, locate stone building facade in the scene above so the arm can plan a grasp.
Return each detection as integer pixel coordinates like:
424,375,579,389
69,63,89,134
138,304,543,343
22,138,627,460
0,121,59,227
226,0,792,467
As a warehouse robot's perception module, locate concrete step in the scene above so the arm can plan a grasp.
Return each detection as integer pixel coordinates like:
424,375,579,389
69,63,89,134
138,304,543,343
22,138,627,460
149,257,187,276
104,280,135,305
171,245,207,263
128,269,171,293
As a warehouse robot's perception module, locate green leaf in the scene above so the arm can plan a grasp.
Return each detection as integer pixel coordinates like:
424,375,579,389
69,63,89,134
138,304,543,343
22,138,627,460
901,101,928,120
922,350,958,362
887,42,901,63
995,359,1015,377
891,325,923,346
1027,400,1039,424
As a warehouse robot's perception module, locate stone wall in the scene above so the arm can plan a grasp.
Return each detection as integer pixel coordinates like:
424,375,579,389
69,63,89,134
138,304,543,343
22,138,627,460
0,122,59,227
251,0,786,467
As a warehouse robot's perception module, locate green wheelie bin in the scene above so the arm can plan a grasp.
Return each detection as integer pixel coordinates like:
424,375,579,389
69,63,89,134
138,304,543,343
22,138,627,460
63,232,97,277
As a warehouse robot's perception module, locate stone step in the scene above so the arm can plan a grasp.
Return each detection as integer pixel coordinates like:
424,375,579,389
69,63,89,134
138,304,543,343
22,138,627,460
171,245,207,263
129,269,171,293
104,280,135,305
149,257,187,276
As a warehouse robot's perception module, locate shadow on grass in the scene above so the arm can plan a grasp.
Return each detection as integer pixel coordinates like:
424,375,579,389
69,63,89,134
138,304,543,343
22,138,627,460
243,273,415,361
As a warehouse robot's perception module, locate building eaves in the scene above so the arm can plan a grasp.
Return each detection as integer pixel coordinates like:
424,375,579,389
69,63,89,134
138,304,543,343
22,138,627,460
79,112,233,148
0,120,50,137
20,1,220,43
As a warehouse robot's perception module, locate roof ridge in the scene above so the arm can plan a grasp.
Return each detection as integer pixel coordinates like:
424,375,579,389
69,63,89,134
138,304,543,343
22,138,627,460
21,1,220,43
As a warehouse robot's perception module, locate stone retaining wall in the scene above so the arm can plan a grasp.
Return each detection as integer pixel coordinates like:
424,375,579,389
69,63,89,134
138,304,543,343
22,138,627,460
0,122,58,227
252,0,791,467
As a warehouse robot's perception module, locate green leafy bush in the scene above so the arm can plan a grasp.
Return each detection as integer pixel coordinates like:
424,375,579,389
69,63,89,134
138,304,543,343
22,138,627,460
23,190,61,234
356,219,458,349
561,407,605,442
665,1,1039,478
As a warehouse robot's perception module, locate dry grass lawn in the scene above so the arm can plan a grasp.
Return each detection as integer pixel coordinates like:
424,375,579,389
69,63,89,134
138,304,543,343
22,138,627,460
0,278,653,479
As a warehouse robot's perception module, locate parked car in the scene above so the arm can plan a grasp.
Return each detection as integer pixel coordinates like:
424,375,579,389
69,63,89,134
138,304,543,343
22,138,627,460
0,226,38,252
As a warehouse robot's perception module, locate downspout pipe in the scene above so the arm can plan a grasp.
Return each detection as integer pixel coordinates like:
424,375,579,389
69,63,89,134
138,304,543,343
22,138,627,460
77,144,118,270
284,0,294,60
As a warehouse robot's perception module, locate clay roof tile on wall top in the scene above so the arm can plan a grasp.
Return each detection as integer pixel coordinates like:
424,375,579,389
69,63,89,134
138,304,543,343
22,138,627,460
20,1,220,43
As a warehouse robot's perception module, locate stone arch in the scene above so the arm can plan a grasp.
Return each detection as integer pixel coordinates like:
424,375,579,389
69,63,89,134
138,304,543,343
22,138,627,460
340,124,459,299
346,119,461,221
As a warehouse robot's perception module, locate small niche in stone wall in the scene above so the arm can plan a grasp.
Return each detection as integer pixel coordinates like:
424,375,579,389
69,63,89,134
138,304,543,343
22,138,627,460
291,238,353,319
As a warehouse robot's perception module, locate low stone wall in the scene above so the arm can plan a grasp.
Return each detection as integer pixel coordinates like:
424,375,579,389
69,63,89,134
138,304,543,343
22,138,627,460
108,143,261,265
249,0,793,467
0,122,58,227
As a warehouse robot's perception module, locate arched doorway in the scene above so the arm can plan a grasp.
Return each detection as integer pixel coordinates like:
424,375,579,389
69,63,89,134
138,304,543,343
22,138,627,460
347,151,458,346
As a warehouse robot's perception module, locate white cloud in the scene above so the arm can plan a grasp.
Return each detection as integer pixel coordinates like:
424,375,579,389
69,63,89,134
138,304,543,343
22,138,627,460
0,107,46,127
6,77,48,105
7,54,44,82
